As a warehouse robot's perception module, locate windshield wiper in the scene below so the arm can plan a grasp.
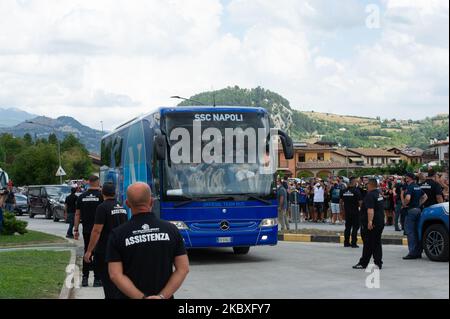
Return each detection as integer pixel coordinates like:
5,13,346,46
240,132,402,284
173,195,272,208
173,197,201,208
245,194,272,205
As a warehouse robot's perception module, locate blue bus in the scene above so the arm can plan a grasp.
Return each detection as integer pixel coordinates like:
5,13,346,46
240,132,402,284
100,106,293,254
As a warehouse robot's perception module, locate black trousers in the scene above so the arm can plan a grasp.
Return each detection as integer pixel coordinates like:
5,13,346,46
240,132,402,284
82,232,99,279
344,211,360,245
359,225,384,267
94,252,122,299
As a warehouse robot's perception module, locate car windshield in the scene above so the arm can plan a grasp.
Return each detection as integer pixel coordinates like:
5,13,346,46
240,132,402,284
15,195,27,202
163,111,275,199
45,186,71,198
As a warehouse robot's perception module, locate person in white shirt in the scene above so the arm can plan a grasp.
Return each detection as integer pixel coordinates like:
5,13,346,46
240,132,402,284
313,182,325,222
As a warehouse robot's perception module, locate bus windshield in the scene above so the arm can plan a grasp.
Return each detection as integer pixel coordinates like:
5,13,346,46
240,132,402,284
163,111,275,199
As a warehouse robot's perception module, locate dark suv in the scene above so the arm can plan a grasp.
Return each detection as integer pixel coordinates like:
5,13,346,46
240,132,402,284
27,185,72,219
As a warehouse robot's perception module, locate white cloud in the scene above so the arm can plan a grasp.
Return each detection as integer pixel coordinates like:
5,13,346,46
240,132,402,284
0,0,448,130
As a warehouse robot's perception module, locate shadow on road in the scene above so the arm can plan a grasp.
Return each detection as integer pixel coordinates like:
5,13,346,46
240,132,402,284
187,248,273,265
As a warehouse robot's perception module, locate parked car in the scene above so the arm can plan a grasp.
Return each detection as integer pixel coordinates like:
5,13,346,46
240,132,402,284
419,202,449,262
13,194,29,216
27,185,71,220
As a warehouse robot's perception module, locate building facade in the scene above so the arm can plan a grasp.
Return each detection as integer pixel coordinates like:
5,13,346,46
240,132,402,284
387,147,424,165
278,143,416,179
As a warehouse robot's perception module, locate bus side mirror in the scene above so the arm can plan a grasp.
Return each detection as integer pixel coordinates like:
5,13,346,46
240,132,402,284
155,130,167,161
278,130,294,160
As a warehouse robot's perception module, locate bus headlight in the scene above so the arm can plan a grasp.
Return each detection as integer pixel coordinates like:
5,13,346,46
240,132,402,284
260,218,278,228
170,221,189,230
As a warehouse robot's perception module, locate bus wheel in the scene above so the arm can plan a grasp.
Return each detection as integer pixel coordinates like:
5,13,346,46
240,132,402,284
233,247,250,255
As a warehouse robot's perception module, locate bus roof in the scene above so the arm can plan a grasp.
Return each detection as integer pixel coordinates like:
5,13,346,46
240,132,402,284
103,106,268,139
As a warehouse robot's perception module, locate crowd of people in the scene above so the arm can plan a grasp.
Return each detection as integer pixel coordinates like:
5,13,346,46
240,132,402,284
277,169,448,268
277,170,449,231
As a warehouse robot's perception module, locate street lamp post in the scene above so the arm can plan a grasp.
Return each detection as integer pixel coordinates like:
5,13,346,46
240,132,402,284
170,96,206,105
345,146,349,178
26,121,63,184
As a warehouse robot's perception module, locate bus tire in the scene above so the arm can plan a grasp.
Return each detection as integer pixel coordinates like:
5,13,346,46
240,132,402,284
233,247,250,255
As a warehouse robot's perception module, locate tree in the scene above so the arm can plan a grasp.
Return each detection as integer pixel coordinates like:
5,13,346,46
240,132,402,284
48,133,58,145
61,147,93,180
11,143,59,185
61,134,85,153
23,133,33,146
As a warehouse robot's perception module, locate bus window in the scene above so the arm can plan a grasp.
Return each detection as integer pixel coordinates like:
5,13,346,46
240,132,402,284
101,136,113,167
152,139,161,196
114,135,123,167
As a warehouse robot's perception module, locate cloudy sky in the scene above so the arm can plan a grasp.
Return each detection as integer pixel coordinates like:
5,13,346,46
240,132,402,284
0,0,448,130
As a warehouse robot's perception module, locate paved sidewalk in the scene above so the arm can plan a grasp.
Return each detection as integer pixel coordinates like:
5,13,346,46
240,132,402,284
285,220,404,237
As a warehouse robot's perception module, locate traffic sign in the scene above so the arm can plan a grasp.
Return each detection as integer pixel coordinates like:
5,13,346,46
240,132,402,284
56,166,67,177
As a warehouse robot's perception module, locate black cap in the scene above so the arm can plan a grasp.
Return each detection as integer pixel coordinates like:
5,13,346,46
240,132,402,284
405,173,416,179
102,182,116,197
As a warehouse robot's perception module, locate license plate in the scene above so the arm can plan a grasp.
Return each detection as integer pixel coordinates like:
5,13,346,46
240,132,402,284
217,237,233,243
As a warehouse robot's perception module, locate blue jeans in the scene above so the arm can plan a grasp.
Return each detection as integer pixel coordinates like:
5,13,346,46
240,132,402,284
66,213,75,237
405,208,423,257
5,203,14,212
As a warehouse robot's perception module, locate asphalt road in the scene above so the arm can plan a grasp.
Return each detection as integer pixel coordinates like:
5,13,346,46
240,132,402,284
20,216,449,299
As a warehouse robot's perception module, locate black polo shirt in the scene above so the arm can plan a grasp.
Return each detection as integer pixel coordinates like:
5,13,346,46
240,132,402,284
106,213,187,298
361,189,385,228
65,193,78,215
94,199,128,255
340,187,362,214
420,179,443,208
76,189,103,234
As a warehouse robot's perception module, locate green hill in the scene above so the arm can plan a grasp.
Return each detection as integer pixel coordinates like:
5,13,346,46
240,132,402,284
180,86,449,150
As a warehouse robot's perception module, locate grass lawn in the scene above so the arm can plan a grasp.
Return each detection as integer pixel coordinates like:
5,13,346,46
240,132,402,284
0,250,70,299
0,230,66,248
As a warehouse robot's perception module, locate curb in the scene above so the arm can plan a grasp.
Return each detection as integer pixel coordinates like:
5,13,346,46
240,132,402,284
59,248,77,300
279,233,407,246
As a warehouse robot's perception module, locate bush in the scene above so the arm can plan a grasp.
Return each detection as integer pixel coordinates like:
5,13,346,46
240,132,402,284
1,211,28,235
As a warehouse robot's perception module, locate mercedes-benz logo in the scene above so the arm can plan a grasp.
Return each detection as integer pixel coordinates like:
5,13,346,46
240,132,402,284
220,221,230,231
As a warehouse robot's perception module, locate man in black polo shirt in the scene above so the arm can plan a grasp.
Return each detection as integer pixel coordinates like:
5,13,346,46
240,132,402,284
106,182,189,299
420,170,444,209
84,182,128,299
353,178,385,270
64,188,78,239
74,175,103,287
341,177,362,248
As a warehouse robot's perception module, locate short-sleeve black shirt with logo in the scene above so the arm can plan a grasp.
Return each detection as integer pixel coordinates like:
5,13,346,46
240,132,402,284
94,199,128,254
65,193,78,215
106,213,187,298
361,189,385,228
420,179,443,208
76,189,103,234
340,187,362,214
